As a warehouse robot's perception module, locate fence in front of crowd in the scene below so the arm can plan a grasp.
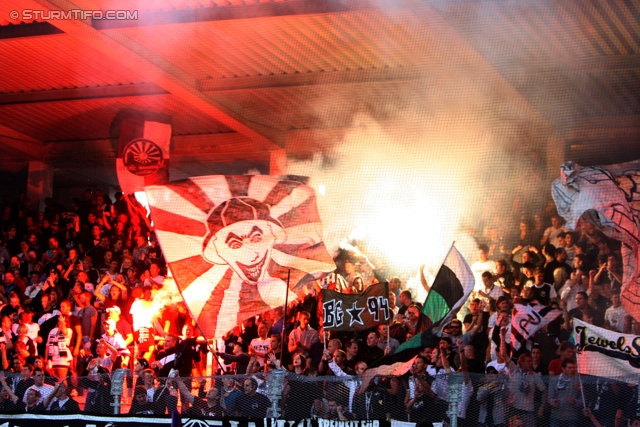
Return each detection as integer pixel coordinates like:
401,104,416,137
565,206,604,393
4,370,640,426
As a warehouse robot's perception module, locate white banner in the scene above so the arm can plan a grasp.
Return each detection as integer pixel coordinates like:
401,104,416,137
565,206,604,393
552,161,640,323
510,299,562,351
574,318,640,381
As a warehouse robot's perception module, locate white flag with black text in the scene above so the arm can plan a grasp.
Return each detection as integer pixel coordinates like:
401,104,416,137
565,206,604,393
511,298,562,351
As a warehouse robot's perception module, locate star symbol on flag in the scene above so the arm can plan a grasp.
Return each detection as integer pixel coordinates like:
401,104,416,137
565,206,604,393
347,302,364,327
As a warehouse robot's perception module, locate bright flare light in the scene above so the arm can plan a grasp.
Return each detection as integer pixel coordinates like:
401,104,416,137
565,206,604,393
348,174,453,271
287,114,505,276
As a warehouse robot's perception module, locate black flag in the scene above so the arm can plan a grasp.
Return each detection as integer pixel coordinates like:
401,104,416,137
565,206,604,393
321,282,390,331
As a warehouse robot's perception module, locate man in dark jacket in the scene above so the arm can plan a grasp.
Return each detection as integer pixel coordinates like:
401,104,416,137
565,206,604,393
44,380,80,412
235,377,271,418
128,386,156,415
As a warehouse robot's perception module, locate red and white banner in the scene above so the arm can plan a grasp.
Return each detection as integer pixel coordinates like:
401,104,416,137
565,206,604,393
553,161,640,322
116,119,171,195
574,318,640,380
145,175,336,338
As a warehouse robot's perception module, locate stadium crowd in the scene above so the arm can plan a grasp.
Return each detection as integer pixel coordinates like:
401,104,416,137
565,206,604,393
0,189,639,427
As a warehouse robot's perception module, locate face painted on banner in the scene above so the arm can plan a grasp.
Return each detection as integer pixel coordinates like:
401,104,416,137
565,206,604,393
213,221,276,283
203,198,284,284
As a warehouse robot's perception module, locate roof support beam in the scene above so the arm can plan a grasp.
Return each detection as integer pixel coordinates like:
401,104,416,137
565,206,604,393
0,83,169,105
0,66,424,105
0,125,43,162
200,66,423,92
43,133,272,166
564,115,640,140
0,21,63,39
560,53,640,73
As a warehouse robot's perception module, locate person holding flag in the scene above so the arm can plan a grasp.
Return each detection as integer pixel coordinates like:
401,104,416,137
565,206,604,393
404,304,431,337
378,243,475,362
323,348,367,413
377,324,399,355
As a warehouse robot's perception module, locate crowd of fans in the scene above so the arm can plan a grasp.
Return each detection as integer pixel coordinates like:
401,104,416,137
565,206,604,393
0,189,639,427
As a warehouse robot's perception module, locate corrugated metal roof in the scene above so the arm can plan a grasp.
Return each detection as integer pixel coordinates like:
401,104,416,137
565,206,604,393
438,0,640,59
0,34,143,92
0,0,639,175
434,0,640,131
115,10,434,80
219,79,434,131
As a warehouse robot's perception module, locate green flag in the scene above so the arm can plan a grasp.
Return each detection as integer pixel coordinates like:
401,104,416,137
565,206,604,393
395,244,473,354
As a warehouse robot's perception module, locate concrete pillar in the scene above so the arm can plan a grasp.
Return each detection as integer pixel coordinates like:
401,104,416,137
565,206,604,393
546,133,566,179
269,149,287,176
27,161,54,212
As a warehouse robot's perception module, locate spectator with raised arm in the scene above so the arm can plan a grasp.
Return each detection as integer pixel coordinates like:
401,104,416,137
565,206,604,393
94,273,129,312
426,346,455,422
406,355,432,402
215,343,250,375
138,367,177,415
477,365,508,427
324,347,367,413
82,353,113,414
22,387,44,412
0,371,25,412
43,379,80,412
172,373,225,417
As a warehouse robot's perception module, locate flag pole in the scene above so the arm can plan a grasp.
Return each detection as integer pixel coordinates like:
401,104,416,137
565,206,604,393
385,280,393,349
575,345,586,409
164,265,224,372
279,269,291,368
387,324,390,348
191,315,224,373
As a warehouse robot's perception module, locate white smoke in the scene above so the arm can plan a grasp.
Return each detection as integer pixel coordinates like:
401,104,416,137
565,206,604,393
287,108,547,277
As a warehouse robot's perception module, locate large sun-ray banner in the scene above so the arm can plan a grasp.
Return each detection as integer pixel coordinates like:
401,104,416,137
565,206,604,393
145,175,336,339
